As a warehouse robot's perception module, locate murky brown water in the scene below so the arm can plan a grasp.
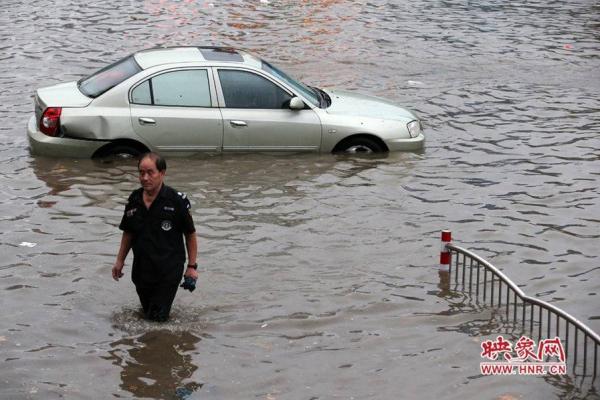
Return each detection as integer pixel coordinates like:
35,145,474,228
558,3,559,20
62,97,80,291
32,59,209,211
1,0,599,399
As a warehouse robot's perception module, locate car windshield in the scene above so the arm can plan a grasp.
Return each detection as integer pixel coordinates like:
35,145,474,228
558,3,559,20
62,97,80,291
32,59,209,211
78,56,141,98
262,61,320,107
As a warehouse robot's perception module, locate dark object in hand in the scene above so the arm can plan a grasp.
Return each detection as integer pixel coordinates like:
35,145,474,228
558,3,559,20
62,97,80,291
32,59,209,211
180,276,196,292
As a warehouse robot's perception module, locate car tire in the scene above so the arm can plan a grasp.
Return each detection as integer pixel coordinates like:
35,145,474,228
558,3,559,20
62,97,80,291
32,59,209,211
95,144,144,159
111,145,142,158
335,137,385,154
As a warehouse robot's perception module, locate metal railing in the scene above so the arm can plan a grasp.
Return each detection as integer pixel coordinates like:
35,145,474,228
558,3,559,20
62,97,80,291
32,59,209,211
446,243,599,378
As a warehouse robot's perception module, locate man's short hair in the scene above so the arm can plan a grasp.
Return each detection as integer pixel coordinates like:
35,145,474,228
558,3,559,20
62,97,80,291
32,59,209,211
138,152,167,172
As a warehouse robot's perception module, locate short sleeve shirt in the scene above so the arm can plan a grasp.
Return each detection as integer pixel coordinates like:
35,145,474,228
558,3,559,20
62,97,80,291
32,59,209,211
119,184,195,286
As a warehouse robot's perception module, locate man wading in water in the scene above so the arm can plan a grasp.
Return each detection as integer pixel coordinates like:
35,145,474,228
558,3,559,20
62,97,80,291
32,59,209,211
112,152,198,321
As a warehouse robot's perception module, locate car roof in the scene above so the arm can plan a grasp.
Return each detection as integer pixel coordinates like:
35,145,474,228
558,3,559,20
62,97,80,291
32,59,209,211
133,46,263,70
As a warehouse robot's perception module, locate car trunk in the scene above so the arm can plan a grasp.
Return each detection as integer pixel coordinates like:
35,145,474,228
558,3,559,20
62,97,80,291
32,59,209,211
34,81,93,128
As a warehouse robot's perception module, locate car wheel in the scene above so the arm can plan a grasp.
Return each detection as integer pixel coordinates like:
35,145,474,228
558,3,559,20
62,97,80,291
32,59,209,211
111,145,142,158
95,144,144,159
336,137,385,154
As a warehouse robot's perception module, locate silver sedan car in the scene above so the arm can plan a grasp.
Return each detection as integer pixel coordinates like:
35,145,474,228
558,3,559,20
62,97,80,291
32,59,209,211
28,47,424,157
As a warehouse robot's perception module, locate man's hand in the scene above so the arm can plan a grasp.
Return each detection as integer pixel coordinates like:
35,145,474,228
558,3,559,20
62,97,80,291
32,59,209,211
113,232,132,282
112,260,125,281
181,265,198,292
184,266,198,280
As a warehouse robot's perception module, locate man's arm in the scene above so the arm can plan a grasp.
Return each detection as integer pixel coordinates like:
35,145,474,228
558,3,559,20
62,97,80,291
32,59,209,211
184,232,198,279
112,232,133,281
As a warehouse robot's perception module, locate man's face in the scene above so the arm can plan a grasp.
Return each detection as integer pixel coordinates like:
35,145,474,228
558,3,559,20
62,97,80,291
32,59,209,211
138,157,165,193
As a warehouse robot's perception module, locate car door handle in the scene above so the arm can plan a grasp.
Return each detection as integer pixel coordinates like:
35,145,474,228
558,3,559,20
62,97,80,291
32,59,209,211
230,120,247,128
138,117,156,125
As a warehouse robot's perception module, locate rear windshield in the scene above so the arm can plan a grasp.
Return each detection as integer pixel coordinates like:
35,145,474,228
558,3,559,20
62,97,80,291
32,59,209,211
78,56,141,98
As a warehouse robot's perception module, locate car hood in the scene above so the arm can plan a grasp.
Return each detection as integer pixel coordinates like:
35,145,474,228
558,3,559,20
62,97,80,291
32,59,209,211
323,89,417,121
36,81,93,109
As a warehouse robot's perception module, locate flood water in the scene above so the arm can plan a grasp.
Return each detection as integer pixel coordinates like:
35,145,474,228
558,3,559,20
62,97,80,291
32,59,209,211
1,1,599,399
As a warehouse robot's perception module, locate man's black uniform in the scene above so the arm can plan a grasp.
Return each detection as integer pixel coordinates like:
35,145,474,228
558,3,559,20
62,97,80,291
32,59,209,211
119,184,195,321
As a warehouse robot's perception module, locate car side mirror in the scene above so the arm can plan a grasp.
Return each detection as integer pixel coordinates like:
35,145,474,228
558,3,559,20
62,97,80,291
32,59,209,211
289,97,305,110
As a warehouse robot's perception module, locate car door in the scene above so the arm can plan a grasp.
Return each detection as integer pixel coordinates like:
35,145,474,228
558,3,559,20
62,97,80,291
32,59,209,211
215,68,322,151
129,68,223,153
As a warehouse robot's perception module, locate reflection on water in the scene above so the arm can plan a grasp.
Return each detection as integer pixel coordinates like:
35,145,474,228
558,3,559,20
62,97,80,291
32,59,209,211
105,330,202,399
1,0,599,398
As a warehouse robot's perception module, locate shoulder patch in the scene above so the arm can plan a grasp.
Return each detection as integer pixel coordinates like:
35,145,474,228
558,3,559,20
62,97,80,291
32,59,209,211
177,191,191,210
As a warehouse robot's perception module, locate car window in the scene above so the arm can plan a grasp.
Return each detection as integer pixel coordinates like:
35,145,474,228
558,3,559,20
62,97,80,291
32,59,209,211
79,56,141,98
131,70,212,107
153,70,211,107
218,70,291,109
131,80,152,105
262,61,319,107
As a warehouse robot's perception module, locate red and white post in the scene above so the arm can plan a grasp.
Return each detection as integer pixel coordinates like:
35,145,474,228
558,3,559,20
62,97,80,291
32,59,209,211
440,230,452,271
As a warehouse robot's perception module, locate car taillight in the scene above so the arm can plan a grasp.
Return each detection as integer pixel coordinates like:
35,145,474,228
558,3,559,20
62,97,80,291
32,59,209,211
40,107,62,136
